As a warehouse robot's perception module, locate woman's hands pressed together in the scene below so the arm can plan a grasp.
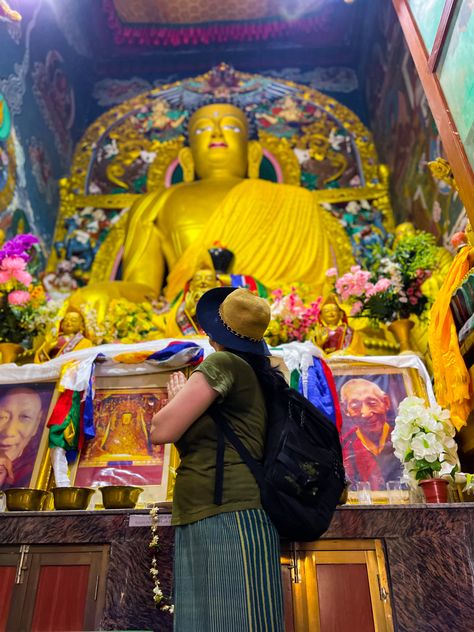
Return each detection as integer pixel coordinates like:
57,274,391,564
167,372,187,401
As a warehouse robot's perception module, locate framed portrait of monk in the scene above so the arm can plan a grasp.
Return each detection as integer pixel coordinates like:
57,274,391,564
0,381,56,492
71,372,176,506
329,360,430,504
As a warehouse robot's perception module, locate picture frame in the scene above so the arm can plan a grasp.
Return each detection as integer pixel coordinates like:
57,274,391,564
0,380,57,492
328,358,430,505
69,372,178,507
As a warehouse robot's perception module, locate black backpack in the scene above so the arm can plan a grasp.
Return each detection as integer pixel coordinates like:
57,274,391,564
209,374,346,542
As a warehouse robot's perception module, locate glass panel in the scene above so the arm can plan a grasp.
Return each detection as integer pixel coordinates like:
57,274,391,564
408,0,446,52
437,1,474,171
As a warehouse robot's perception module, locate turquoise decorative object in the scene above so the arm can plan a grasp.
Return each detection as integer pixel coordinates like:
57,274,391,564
0,94,11,141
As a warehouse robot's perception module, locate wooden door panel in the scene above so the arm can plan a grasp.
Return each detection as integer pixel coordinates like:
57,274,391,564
316,563,375,632
0,566,16,632
30,565,91,632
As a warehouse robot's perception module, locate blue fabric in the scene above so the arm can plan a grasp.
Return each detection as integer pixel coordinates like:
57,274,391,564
299,357,337,425
147,341,204,366
82,365,96,442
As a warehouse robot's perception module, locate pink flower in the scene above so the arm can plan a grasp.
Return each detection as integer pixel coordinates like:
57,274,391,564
373,278,391,293
350,301,363,316
326,267,337,278
8,290,31,305
0,257,32,285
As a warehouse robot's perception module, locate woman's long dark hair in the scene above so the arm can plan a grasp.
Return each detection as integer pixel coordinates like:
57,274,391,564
227,349,285,408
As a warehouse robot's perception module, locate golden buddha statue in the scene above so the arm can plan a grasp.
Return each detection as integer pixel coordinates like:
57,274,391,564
34,310,93,363
313,295,364,355
70,102,349,321
158,265,221,338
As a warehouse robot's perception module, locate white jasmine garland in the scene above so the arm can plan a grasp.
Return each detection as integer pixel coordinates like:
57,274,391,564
149,506,174,614
391,396,459,484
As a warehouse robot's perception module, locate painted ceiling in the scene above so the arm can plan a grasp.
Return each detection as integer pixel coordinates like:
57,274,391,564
51,0,374,77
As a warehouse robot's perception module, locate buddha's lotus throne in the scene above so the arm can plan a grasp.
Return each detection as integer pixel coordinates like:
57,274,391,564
69,102,351,321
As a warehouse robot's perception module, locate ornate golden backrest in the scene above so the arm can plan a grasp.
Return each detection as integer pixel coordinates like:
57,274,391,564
49,65,394,283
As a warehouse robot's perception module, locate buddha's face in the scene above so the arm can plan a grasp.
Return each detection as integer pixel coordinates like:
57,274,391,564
188,104,249,179
121,413,132,425
321,304,342,326
188,268,219,308
61,312,84,335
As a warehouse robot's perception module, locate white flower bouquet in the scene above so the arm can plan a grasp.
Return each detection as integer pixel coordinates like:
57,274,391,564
391,396,459,484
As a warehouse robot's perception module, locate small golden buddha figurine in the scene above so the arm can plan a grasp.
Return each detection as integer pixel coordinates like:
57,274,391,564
34,310,93,363
70,102,347,321
313,295,363,355
159,265,221,338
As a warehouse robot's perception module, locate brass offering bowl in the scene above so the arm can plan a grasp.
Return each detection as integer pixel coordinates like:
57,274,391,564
99,485,144,509
52,486,95,511
2,488,49,511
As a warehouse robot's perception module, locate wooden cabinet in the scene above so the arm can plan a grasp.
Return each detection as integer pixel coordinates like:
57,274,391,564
0,545,108,632
282,539,394,632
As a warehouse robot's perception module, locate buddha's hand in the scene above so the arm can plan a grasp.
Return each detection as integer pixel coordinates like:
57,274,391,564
167,371,187,401
0,454,14,487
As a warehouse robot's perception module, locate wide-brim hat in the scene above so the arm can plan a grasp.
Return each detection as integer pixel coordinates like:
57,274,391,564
196,286,270,355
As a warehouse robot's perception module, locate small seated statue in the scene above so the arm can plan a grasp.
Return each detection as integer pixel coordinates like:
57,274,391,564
158,265,221,338
34,310,93,363
69,101,349,322
313,295,364,355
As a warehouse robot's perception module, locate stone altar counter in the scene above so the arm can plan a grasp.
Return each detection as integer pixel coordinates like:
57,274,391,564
0,505,473,632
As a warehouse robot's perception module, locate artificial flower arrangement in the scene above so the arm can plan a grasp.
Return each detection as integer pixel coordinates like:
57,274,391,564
265,285,322,345
0,233,49,349
391,396,459,484
327,231,438,323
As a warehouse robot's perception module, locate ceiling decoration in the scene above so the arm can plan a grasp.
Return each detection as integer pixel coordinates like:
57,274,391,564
102,0,349,48
110,0,338,24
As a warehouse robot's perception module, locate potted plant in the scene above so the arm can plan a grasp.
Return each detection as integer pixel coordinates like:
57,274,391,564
0,233,48,361
391,396,459,503
327,230,438,352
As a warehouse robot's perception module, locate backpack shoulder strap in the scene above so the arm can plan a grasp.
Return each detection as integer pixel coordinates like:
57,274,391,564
208,404,264,506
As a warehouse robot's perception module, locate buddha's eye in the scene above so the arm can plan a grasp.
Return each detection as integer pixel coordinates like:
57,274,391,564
222,125,241,133
194,125,213,135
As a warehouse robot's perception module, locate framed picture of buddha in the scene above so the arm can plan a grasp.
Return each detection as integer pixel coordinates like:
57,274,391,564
71,372,175,506
0,381,57,492
329,360,430,504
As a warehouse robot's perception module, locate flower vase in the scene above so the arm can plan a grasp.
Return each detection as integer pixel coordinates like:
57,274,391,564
419,478,449,503
0,342,23,364
388,318,414,354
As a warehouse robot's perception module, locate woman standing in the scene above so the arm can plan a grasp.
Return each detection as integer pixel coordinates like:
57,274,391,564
151,287,284,631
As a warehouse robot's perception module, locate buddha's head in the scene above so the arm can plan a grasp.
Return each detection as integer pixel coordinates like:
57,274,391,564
320,296,344,327
61,311,85,336
180,103,262,180
186,266,220,315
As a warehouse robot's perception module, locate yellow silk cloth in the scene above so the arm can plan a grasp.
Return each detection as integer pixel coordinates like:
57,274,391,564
165,179,334,301
428,246,473,430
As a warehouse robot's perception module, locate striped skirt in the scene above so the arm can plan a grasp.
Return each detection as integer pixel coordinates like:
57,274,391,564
173,509,284,632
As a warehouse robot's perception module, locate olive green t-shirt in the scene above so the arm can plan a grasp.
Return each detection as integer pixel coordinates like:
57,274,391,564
172,351,266,526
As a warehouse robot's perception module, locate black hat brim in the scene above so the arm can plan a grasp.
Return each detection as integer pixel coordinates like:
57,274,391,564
196,286,270,356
